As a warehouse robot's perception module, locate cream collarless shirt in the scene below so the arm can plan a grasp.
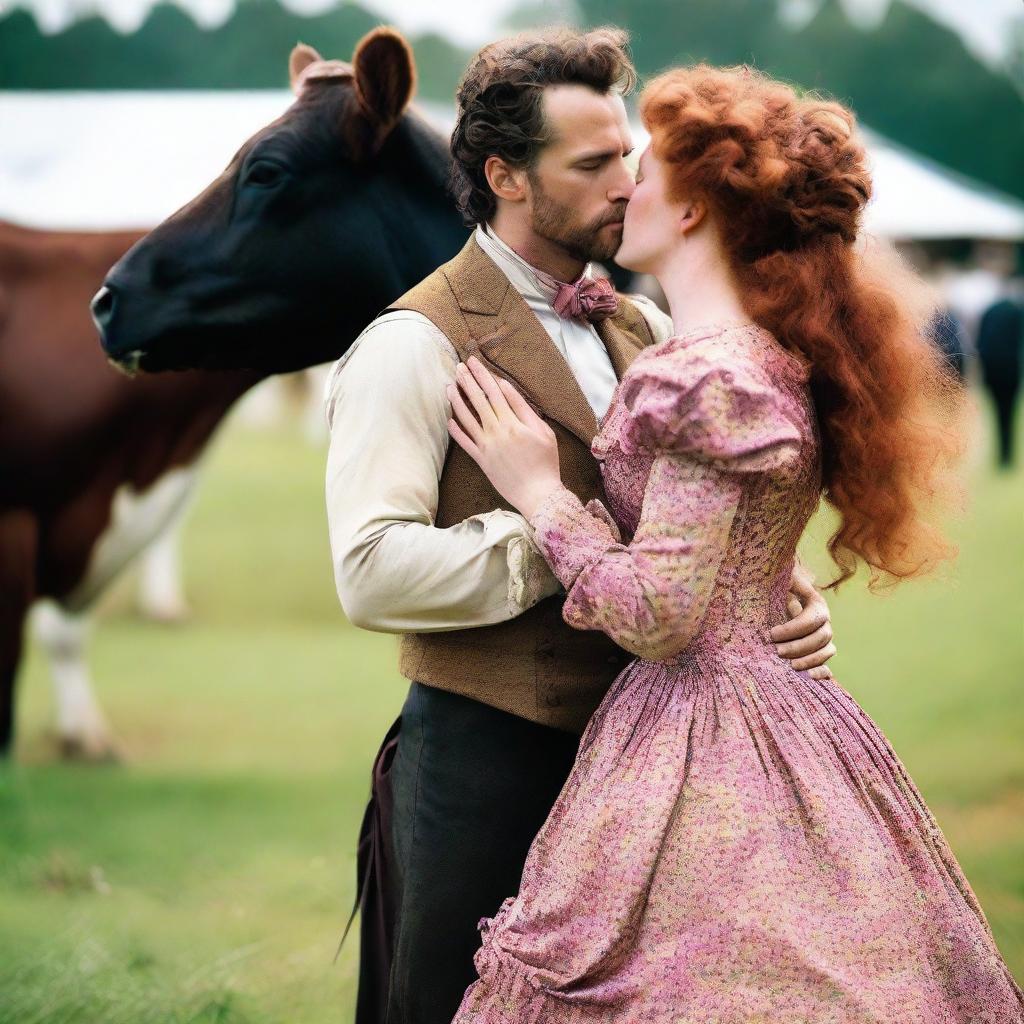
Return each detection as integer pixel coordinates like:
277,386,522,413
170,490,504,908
323,226,673,633
473,225,622,421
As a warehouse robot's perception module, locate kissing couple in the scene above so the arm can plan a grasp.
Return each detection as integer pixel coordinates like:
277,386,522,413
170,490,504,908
325,26,1023,1024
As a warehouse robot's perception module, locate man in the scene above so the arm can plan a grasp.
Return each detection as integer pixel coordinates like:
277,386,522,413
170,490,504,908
977,285,1023,469
324,27,836,1024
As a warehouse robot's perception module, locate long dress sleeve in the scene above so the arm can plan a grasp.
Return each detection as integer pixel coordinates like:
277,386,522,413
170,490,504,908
527,341,803,662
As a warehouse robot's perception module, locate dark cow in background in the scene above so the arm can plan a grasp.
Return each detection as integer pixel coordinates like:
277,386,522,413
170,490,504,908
96,29,466,376
2,27,468,757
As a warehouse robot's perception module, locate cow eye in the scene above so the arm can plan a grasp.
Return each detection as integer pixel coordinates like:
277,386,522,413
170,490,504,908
244,160,287,187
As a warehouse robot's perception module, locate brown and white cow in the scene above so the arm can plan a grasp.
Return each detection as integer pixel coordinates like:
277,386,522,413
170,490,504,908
0,218,263,756
2,28,469,757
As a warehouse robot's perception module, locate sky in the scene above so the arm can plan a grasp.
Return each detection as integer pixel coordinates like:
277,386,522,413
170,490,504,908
3,0,1021,68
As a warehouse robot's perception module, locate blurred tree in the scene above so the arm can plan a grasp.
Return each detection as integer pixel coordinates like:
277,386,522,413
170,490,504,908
503,0,580,32
583,0,783,72
1009,19,1024,100
410,32,472,103
0,9,130,87
575,0,1024,199
120,3,209,87
0,0,1020,199
783,0,1024,204
0,1,458,93
199,0,378,88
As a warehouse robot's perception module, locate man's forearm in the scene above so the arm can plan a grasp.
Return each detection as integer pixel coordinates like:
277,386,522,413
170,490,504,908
332,512,558,632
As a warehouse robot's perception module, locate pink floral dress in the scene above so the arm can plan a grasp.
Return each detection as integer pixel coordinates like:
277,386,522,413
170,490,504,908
452,324,1024,1023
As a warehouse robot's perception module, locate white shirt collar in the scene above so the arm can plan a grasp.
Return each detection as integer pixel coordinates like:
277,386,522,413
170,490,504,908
474,224,594,310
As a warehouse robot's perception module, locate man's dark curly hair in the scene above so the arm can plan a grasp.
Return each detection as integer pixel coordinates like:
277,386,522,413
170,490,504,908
450,27,637,226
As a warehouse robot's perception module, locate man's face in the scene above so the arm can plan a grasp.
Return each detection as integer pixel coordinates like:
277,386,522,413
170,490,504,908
616,145,685,275
525,85,635,265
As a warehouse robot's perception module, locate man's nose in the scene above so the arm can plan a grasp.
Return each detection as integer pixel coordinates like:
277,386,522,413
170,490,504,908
609,166,636,203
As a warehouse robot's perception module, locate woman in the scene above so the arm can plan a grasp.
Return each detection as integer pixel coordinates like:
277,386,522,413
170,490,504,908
444,66,1023,1022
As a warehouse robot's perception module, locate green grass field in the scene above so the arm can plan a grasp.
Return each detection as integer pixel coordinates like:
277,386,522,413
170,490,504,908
2,395,1022,1023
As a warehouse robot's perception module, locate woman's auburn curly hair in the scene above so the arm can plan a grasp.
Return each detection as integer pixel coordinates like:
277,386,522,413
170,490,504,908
450,27,636,226
641,65,964,590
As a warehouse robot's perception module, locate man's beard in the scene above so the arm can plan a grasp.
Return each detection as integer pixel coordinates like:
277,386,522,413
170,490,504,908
528,171,626,267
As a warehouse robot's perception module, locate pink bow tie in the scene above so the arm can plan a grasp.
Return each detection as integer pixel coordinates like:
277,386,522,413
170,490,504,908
552,275,619,323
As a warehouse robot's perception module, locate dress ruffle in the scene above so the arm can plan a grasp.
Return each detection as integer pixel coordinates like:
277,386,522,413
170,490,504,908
455,900,617,1024
616,327,804,473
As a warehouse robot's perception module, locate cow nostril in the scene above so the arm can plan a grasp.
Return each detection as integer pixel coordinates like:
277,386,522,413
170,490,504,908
90,284,116,331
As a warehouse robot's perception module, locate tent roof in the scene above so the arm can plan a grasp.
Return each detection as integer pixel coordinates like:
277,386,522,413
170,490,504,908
2,91,1022,240
858,128,1024,241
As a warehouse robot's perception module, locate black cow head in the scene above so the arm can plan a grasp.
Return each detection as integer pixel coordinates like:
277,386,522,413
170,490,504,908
94,28,468,375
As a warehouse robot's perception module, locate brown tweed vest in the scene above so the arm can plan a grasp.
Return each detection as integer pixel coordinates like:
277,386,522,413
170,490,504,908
385,235,655,734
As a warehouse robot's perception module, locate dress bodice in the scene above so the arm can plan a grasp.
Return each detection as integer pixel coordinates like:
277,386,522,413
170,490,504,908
596,324,820,653
529,323,822,664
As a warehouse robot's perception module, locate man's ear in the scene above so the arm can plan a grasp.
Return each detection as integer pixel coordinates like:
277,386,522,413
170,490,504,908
484,156,528,204
352,27,416,132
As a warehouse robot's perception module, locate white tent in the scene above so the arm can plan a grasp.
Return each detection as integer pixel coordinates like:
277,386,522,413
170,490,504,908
859,128,1024,241
1,91,317,229
2,91,1023,241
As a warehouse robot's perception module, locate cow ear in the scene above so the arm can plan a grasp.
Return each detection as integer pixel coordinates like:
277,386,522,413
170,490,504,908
289,42,323,93
352,27,416,131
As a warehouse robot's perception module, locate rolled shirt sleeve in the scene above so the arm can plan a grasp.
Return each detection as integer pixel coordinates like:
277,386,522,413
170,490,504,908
323,311,561,633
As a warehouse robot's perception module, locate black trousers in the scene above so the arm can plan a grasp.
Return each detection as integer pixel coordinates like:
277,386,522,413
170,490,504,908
353,681,581,1024
983,377,1020,468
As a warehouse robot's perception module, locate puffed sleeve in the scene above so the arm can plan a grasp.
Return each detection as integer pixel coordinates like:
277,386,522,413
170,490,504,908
617,344,802,473
527,341,804,662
